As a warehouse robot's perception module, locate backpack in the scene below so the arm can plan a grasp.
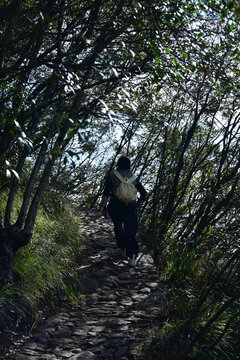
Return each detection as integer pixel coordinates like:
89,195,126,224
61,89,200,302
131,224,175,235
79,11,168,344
113,170,137,203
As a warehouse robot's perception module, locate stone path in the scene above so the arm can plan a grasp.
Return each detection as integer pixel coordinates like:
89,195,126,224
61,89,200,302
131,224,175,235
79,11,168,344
13,209,167,360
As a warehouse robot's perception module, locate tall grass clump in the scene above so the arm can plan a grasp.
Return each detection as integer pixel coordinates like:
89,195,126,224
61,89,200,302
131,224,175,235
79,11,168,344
144,220,240,360
0,191,85,352
14,206,84,303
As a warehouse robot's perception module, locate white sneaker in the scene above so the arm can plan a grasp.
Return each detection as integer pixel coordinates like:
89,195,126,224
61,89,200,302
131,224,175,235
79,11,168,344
129,255,137,267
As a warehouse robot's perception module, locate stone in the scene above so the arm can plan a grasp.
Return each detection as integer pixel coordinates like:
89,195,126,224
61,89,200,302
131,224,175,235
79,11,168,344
14,355,39,360
52,328,72,338
119,325,129,331
90,325,105,333
30,333,50,343
79,276,100,294
52,347,75,358
132,293,149,301
12,209,166,360
40,355,58,360
70,312,88,320
69,351,95,360
139,287,151,293
72,328,90,336
23,342,47,352
109,319,129,326
88,337,106,346
148,282,159,288
115,346,128,357
119,299,133,306
50,337,73,346
99,348,115,357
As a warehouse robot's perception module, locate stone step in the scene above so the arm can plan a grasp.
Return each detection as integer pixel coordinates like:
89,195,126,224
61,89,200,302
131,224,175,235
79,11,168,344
13,209,167,360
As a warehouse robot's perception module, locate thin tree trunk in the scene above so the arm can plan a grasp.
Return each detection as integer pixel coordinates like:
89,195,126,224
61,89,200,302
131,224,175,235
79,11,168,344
0,125,12,166
23,125,69,234
14,139,49,230
4,147,29,227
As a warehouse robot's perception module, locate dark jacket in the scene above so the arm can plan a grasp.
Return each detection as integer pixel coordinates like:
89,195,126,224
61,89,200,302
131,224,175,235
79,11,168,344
103,169,147,202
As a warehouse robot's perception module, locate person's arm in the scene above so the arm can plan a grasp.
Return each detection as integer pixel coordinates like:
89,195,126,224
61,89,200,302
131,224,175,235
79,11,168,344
102,195,108,207
102,197,108,218
135,179,147,208
101,175,112,216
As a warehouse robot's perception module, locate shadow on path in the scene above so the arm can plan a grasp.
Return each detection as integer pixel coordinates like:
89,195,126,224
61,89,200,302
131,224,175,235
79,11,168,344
13,209,167,360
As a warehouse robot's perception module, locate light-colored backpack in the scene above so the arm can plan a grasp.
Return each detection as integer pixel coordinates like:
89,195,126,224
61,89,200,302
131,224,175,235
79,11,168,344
113,170,137,203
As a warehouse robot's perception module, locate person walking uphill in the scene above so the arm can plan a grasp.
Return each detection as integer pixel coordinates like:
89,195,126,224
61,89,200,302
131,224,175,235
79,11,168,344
101,156,147,267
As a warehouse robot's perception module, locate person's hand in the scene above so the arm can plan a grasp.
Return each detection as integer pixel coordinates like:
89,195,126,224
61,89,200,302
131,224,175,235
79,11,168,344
103,206,108,218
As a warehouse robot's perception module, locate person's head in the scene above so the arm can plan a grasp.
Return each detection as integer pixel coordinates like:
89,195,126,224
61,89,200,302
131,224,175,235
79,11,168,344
117,156,131,170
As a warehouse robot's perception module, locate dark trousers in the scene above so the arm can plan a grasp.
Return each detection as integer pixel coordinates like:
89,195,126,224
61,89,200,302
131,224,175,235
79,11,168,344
107,196,139,258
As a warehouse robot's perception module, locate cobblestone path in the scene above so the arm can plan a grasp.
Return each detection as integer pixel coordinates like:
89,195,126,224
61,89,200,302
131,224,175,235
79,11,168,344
13,209,167,360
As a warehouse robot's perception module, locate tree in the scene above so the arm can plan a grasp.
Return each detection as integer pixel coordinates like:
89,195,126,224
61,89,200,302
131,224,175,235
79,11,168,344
0,0,185,286
70,2,240,356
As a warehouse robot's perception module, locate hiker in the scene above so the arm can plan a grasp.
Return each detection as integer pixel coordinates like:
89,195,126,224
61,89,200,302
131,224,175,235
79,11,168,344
101,156,147,267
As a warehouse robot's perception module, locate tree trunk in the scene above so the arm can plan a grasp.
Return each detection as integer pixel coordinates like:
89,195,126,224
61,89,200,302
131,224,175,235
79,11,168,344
0,228,32,288
24,124,69,234
14,138,49,230
0,230,14,286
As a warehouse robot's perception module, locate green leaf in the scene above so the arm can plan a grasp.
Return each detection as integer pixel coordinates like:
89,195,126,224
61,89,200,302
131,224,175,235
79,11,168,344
99,99,109,111
14,120,21,129
122,88,130,98
6,169,11,178
112,104,120,110
67,128,75,139
17,137,25,145
227,0,235,11
44,14,52,23
130,49,135,58
52,149,63,155
67,150,76,156
11,169,20,180
221,8,228,19
112,68,118,76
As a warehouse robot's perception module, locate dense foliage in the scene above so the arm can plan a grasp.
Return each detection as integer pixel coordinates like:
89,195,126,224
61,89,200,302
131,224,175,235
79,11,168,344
0,192,83,355
0,0,239,359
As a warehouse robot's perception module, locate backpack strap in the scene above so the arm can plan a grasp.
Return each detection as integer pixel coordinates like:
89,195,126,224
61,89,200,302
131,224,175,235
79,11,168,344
128,174,137,183
114,170,136,183
113,170,124,182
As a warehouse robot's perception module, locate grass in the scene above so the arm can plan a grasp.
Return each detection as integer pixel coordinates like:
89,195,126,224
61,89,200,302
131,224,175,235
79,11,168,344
14,205,84,300
0,194,85,354
145,235,240,360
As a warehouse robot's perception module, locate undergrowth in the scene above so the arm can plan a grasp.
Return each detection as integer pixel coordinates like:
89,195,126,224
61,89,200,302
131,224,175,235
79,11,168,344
0,193,85,354
144,228,240,360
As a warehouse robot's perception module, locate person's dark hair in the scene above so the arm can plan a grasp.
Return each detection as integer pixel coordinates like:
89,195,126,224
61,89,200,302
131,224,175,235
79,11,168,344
117,156,131,170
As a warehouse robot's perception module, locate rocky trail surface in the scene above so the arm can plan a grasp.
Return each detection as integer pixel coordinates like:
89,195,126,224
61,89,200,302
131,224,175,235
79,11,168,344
13,209,167,360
